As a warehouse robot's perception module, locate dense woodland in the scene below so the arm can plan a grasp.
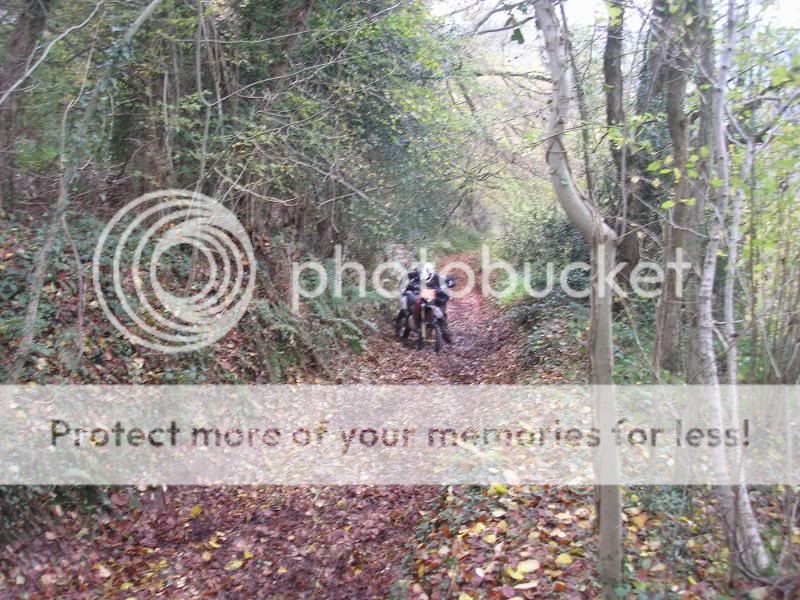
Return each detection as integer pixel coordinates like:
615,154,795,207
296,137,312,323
0,0,799,597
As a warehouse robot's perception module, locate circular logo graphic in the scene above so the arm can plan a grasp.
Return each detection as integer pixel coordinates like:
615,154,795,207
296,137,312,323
92,190,256,353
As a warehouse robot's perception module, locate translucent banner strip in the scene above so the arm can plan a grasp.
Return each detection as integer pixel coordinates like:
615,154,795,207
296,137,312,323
1,385,796,485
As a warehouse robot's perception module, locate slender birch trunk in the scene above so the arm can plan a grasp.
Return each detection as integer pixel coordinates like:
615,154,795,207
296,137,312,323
533,1,622,589
694,0,769,573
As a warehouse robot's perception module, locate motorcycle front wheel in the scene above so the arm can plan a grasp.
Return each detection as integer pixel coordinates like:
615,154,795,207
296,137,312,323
394,311,406,339
433,321,443,353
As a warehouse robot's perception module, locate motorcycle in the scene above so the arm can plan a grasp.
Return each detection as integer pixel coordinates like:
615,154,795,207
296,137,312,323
395,287,452,352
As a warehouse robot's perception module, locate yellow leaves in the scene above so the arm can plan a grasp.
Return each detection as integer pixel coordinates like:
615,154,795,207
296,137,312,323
631,512,649,528
469,522,486,536
482,533,497,544
554,511,572,523
506,559,540,588
189,505,203,519
517,559,540,573
120,582,133,591
224,560,244,571
458,594,474,600
554,553,573,567
208,536,221,548
243,550,254,559
490,482,508,495
418,563,425,578
201,551,212,562
277,566,288,575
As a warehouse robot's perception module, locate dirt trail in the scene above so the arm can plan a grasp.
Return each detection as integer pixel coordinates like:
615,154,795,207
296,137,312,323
1,254,528,599
344,256,521,384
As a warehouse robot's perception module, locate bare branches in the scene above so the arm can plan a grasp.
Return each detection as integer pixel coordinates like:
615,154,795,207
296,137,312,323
469,69,548,82
476,15,534,35
0,2,101,109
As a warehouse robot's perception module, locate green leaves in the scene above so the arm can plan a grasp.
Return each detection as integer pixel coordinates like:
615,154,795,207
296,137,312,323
646,160,662,172
510,28,524,44
770,65,793,87
607,3,623,27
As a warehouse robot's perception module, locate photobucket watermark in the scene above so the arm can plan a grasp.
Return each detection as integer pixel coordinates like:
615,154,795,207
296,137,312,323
92,190,256,353
290,244,693,312
91,190,692,351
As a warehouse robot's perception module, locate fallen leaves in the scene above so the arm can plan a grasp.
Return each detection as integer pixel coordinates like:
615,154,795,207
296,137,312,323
554,552,574,567
406,485,596,597
517,559,540,573
95,563,112,579
223,559,244,571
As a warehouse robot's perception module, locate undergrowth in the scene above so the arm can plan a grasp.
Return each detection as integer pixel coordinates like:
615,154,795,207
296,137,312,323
0,215,389,384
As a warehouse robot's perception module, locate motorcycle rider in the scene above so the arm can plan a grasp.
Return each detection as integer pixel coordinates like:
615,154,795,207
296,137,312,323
399,267,421,315
395,263,454,337
420,263,455,320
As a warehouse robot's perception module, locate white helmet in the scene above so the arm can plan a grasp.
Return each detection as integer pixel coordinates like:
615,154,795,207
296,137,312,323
420,262,434,284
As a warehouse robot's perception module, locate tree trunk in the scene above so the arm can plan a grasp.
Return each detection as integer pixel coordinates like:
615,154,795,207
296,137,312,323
533,1,622,590
725,140,751,386
559,3,596,201
693,0,769,574
652,2,696,373
602,0,639,283
0,0,53,212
